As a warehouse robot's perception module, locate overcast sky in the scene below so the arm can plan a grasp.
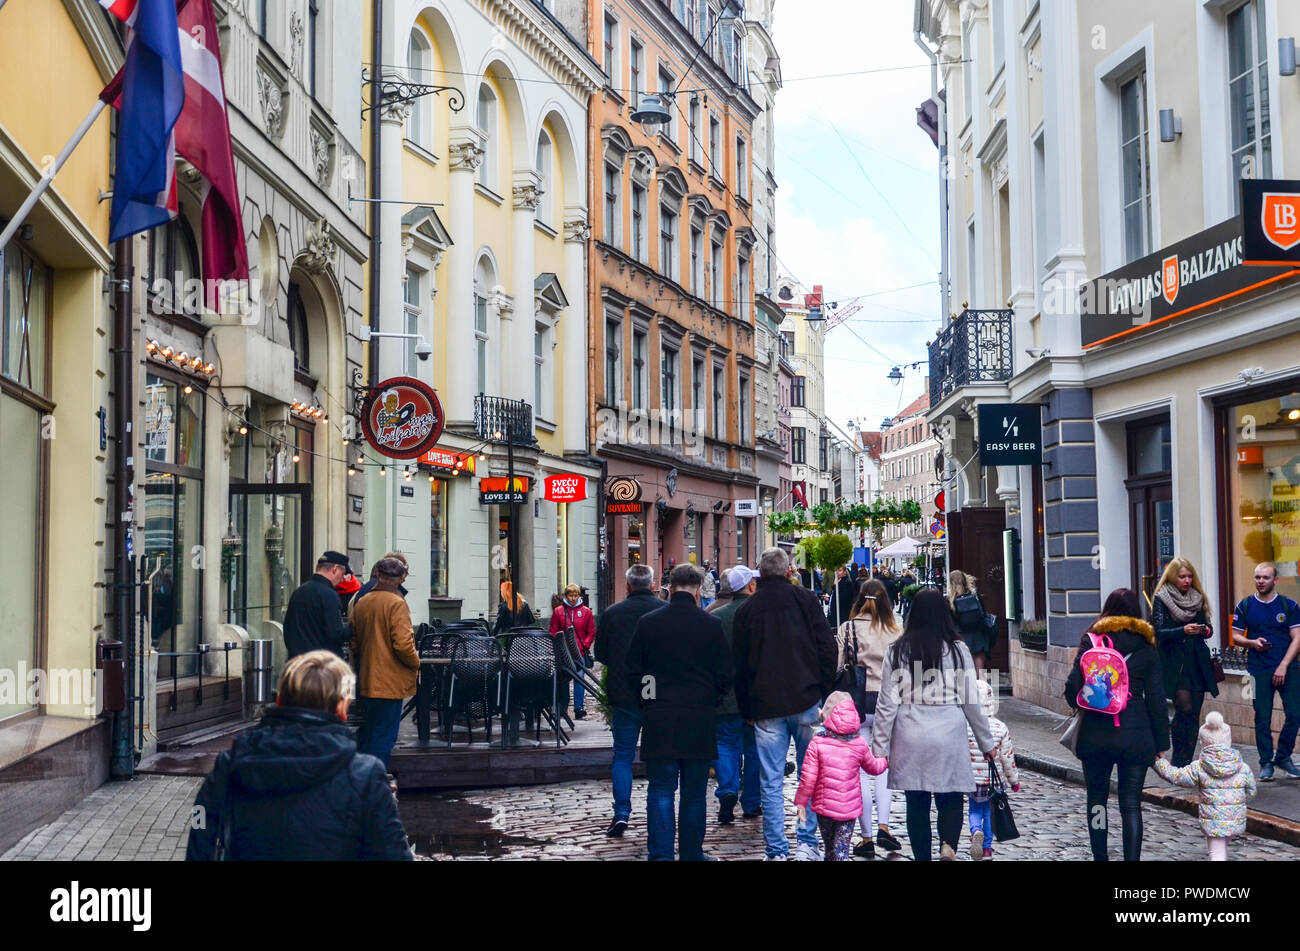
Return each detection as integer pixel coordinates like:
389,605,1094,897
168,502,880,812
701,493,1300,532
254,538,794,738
773,0,942,435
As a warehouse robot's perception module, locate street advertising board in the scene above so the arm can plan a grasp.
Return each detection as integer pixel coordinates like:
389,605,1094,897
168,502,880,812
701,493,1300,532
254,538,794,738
360,376,444,459
734,499,759,517
480,476,529,505
977,403,1043,467
543,474,587,503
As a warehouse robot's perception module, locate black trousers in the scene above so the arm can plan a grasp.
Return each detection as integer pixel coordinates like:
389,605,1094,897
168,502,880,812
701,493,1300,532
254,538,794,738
1081,757,1148,861
903,790,964,861
1170,689,1205,768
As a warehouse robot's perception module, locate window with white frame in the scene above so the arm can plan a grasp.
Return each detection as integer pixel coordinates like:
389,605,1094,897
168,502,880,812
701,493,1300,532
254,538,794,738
536,131,553,227
661,344,678,422
632,182,647,261
690,225,703,295
474,255,494,394
476,85,498,191
709,116,721,177
736,246,750,321
710,232,723,309
712,360,724,438
689,97,701,164
605,317,622,405
738,372,749,444
660,206,678,280
407,31,432,149
962,20,974,123
991,0,1005,73
1032,131,1046,310
603,11,618,81
403,264,423,375
658,67,676,143
632,328,647,410
534,323,547,418
1119,71,1152,263
604,163,621,248
735,136,747,199
692,354,704,431
629,37,643,108
966,219,976,303
1227,0,1272,200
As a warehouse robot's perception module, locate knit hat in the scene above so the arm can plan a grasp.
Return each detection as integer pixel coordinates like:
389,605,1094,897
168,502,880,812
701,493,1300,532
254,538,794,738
1199,711,1232,749
820,690,853,723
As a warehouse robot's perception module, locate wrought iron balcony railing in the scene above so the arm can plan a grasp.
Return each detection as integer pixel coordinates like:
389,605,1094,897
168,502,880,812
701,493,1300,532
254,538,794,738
928,308,1014,407
475,395,534,446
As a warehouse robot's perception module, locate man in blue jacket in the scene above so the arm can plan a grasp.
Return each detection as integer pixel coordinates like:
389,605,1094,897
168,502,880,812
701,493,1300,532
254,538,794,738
1231,562,1300,781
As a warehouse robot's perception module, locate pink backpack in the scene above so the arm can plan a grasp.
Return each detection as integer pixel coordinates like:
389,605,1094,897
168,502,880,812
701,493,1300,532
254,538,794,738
1075,633,1131,727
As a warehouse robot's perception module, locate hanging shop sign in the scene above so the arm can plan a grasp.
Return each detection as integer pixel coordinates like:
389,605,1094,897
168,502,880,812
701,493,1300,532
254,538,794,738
1080,218,1299,349
606,476,643,515
1242,179,1300,265
480,476,529,505
934,490,945,513
421,447,476,474
734,499,759,517
360,376,444,459
977,403,1043,467
930,521,945,538
543,474,587,503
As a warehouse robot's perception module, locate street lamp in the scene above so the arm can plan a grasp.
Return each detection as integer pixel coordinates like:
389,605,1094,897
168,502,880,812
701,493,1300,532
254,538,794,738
631,1,740,137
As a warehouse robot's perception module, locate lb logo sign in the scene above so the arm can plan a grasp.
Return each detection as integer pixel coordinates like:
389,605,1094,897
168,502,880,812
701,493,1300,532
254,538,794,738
1241,179,1300,265
1161,254,1180,306
360,376,444,459
543,475,587,503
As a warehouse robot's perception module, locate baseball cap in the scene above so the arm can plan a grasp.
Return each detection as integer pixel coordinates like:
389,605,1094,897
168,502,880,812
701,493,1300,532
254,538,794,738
320,550,352,573
726,565,756,591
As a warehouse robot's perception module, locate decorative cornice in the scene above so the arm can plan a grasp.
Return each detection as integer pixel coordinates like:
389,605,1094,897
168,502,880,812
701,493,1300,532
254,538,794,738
300,219,337,275
449,141,485,172
477,0,604,99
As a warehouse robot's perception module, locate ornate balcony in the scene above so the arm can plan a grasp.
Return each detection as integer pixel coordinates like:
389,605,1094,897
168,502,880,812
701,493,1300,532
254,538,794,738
928,308,1014,407
474,395,534,446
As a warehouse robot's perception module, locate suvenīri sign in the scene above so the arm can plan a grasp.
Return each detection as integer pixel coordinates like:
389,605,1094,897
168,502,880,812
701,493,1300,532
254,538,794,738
1079,217,1299,349
360,377,444,459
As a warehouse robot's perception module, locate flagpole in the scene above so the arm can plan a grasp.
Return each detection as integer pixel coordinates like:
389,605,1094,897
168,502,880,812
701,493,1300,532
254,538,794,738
0,99,108,250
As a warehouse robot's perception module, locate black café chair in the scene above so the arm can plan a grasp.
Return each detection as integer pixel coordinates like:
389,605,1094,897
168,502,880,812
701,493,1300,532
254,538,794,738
444,635,503,747
500,630,565,747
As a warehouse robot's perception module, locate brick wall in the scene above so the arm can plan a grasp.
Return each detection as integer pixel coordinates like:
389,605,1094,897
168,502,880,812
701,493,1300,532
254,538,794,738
1042,388,1101,649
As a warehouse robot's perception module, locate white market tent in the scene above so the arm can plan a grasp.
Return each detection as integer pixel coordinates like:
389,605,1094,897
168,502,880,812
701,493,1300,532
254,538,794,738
877,535,921,559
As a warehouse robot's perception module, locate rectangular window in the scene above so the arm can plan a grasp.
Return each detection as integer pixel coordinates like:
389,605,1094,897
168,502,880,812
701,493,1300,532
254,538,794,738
632,329,647,410
255,0,267,38
791,375,805,407
603,12,617,80
1228,0,1272,203
692,356,704,427
713,363,724,438
474,293,488,393
631,183,646,261
604,164,620,247
820,435,829,471
736,517,746,564
737,250,749,320
792,426,806,464
963,21,974,121
430,477,448,597
0,389,40,718
660,207,677,280
735,137,747,198
662,346,678,416
967,220,976,304
991,0,1004,72
710,236,723,309
689,98,701,164
739,373,749,444
605,319,621,405
535,326,545,414
709,116,721,177
403,265,422,375
658,67,676,143
2,241,49,395
690,226,703,295
1119,72,1152,263
307,0,319,97
629,38,643,109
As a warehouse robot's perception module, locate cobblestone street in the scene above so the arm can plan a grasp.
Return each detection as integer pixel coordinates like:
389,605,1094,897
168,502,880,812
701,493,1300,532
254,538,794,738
6,765,1298,861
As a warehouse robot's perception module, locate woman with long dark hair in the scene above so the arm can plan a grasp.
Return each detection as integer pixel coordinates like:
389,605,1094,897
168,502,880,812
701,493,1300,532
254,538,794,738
870,587,995,861
1151,558,1218,767
1064,588,1169,861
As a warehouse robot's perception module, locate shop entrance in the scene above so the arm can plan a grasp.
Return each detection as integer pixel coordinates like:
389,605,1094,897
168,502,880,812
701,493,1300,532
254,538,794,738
1125,417,1173,605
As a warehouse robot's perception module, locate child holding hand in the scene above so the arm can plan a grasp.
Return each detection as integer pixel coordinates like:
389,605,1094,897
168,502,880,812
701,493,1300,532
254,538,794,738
1155,711,1256,861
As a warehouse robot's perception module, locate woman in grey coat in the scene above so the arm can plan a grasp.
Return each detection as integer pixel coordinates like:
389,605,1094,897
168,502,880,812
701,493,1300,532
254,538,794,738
871,588,996,860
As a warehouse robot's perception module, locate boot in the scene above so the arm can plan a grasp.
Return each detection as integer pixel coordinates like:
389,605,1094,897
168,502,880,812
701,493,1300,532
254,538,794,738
717,794,738,825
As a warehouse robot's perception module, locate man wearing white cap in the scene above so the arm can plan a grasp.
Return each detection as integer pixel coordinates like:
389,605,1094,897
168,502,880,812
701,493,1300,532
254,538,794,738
708,565,762,824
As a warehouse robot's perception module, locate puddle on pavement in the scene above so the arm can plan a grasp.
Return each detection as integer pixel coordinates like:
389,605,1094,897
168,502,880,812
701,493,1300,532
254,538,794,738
400,793,548,858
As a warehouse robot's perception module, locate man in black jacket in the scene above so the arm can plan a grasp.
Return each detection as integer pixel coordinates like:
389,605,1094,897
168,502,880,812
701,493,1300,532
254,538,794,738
733,547,838,860
593,563,663,837
825,564,860,630
625,563,733,861
283,551,352,659
186,650,412,861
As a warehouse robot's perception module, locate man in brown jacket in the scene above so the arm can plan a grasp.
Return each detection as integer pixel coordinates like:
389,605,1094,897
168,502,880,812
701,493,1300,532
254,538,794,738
350,557,420,769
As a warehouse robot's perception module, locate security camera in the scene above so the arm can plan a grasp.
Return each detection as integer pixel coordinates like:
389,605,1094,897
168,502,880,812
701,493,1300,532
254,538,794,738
415,340,432,361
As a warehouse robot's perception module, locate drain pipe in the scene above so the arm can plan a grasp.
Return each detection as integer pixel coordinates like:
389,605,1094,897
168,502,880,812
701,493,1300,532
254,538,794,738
914,25,950,322
368,0,383,386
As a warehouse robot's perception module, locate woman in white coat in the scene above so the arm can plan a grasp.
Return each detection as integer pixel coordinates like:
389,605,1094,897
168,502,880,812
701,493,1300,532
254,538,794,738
871,588,997,861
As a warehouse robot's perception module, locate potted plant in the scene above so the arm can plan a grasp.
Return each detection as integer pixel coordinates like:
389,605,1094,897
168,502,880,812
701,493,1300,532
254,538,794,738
1018,618,1048,652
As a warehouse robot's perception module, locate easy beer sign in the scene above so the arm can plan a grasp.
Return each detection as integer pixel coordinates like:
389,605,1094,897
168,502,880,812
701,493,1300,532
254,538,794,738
977,403,1043,467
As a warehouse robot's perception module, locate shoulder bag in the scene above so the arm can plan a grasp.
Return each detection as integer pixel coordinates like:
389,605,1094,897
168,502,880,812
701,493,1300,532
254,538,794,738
988,760,1020,842
831,620,869,722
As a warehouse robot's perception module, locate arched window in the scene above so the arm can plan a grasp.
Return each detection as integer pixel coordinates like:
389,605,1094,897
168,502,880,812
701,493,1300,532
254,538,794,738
406,30,432,150
536,130,553,226
287,280,310,375
149,217,201,316
473,254,495,394
476,84,498,191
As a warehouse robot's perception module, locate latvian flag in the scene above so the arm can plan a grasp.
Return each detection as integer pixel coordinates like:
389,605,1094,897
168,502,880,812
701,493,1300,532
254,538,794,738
791,481,808,509
101,0,248,309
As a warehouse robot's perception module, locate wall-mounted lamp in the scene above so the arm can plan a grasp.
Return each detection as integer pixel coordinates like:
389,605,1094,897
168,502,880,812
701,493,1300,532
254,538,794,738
1280,37,1296,76
1159,109,1182,143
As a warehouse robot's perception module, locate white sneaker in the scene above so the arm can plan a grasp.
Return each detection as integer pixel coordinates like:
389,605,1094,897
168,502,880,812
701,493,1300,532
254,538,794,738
793,842,823,862
764,853,788,861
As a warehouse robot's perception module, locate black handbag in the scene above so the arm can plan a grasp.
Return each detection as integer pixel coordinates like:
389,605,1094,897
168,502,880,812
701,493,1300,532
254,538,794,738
831,621,869,723
988,760,1020,842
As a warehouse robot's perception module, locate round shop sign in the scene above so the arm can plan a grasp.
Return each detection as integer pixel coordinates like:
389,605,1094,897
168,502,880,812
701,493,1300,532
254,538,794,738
360,376,444,459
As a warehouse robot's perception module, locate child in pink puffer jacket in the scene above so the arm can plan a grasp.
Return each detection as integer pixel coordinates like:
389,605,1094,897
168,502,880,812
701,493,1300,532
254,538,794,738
795,691,889,861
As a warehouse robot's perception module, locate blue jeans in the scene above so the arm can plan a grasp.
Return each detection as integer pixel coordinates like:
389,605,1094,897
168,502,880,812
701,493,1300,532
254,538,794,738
1252,664,1300,765
610,705,643,822
969,797,992,852
645,758,710,861
753,701,821,857
713,714,761,811
357,697,403,770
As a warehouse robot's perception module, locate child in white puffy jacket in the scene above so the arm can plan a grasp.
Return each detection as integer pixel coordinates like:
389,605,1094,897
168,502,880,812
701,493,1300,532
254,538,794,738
967,678,1018,860
1155,711,1256,861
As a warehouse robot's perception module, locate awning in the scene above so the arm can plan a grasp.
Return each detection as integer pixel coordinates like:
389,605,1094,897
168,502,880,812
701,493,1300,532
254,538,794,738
877,536,920,559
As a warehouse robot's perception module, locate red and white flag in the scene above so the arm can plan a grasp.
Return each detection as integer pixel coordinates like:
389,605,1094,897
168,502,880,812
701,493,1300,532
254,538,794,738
101,0,248,309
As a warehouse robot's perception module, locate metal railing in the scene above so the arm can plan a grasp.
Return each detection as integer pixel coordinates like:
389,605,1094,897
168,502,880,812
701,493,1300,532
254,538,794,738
156,643,242,711
474,394,534,446
928,308,1014,406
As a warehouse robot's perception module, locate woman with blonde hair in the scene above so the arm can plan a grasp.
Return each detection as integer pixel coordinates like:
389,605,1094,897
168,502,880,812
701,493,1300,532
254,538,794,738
838,578,905,858
948,570,992,669
1152,557,1219,767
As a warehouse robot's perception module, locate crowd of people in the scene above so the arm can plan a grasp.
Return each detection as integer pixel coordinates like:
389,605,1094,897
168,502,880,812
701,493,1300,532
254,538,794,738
184,538,1298,864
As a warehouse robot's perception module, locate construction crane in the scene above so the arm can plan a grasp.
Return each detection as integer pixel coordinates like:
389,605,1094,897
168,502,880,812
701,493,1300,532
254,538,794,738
821,298,864,332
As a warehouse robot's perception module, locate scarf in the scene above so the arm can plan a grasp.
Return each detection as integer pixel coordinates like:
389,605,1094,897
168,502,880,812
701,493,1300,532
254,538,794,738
819,727,859,742
1154,584,1204,624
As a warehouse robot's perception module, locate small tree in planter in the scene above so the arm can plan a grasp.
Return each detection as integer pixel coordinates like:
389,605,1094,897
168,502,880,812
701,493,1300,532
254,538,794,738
1018,618,1048,652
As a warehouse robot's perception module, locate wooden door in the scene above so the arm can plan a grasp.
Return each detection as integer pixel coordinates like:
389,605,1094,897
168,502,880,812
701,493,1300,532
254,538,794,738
948,507,1011,677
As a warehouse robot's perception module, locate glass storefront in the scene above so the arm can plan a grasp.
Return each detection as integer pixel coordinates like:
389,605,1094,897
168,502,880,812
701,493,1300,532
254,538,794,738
431,477,448,596
685,510,697,564
1224,389,1300,609
627,508,645,565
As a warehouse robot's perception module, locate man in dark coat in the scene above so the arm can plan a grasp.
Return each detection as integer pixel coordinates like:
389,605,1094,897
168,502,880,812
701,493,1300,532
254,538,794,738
283,551,352,659
733,546,838,860
593,563,664,837
709,565,761,824
187,650,412,861
625,563,733,861
825,564,860,630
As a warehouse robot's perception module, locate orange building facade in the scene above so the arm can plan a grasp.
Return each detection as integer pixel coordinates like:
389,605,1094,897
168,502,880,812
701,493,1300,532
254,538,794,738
585,0,762,592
